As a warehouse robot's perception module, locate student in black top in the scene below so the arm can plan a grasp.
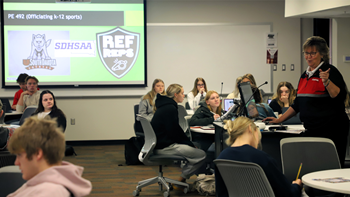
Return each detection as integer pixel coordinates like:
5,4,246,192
151,84,206,186
264,36,349,167
216,117,302,197
269,81,296,117
189,90,222,150
32,90,67,132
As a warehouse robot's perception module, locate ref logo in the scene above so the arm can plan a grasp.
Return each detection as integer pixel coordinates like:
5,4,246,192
96,27,140,79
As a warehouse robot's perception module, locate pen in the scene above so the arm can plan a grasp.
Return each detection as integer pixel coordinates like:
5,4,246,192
296,163,302,180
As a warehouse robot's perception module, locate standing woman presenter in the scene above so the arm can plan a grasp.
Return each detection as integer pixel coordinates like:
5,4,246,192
264,36,349,167
187,78,208,110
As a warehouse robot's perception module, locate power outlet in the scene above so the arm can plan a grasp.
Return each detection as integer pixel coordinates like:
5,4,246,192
291,64,294,71
71,118,75,125
273,64,277,71
282,64,286,71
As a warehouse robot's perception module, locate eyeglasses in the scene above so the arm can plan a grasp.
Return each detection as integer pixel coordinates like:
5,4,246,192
303,51,317,57
197,84,204,87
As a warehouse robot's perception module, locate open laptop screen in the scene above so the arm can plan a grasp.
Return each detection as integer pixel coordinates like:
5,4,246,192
238,82,259,118
224,99,234,112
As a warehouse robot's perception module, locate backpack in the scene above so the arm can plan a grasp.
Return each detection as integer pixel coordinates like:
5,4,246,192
193,174,215,196
124,136,144,165
65,145,77,156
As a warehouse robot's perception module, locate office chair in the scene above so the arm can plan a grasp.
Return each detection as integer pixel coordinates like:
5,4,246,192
185,102,191,110
177,105,188,133
0,151,16,168
133,104,144,137
0,104,5,124
280,137,340,197
214,159,275,197
0,166,26,197
13,106,37,126
133,115,189,197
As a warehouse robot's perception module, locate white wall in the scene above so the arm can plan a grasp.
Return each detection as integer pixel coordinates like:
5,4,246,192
285,0,350,17
300,18,314,73
332,18,350,87
5,1,303,141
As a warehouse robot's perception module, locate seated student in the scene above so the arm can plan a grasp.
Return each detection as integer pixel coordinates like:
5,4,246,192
138,79,165,121
32,90,67,132
16,76,41,112
187,77,208,110
189,90,222,150
12,73,29,110
151,84,206,186
7,116,92,197
226,76,242,99
215,117,302,197
241,73,257,86
251,84,276,119
269,82,296,117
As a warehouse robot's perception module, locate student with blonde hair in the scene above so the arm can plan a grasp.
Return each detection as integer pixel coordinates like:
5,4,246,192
215,117,302,197
189,90,222,150
138,79,165,121
151,84,206,186
187,77,208,110
7,116,92,197
226,76,242,99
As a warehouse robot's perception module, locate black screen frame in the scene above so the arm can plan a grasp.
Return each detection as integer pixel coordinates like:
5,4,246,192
1,0,147,89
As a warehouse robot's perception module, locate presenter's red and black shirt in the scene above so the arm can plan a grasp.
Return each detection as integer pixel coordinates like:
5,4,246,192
291,63,347,130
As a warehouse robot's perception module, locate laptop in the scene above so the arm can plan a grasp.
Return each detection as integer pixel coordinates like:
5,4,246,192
0,98,13,113
223,99,234,112
267,98,272,104
281,107,301,124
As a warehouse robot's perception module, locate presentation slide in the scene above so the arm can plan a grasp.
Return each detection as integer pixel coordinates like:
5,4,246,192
1,0,146,87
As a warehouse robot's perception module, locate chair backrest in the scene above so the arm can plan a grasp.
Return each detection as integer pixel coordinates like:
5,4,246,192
137,115,157,165
178,105,188,133
0,104,5,124
19,106,37,125
133,104,144,137
185,102,191,110
1,98,12,113
214,159,275,197
280,137,340,183
0,171,26,196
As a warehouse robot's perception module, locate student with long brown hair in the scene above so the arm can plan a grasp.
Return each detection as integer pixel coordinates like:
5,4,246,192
269,82,296,116
189,90,222,150
138,79,165,121
187,77,208,110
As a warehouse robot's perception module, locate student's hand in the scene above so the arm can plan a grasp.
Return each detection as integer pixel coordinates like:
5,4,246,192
199,88,205,94
292,179,302,187
280,96,289,105
213,114,220,120
21,91,32,96
262,117,280,124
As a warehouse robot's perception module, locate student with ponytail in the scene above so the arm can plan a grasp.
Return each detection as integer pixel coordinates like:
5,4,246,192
215,117,302,197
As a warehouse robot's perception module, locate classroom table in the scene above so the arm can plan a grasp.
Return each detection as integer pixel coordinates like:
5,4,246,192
302,169,350,195
213,122,305,171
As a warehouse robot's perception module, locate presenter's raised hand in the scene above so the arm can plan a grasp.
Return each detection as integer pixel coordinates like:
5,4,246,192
319,68,330,84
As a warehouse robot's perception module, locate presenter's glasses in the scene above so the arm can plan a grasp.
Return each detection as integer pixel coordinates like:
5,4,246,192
303,51,317,57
